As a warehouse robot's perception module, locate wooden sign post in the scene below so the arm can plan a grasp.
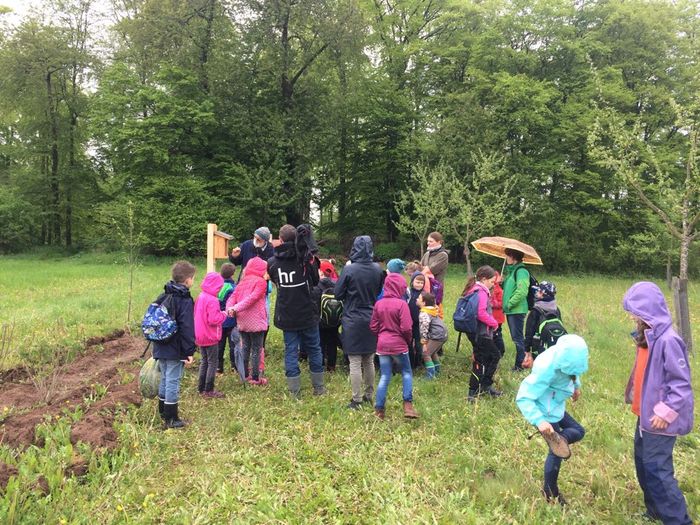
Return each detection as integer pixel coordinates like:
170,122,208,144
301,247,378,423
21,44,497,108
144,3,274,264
206,223,234,273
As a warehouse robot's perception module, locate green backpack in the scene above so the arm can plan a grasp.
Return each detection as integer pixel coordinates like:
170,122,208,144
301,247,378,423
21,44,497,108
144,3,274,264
139,357,161,399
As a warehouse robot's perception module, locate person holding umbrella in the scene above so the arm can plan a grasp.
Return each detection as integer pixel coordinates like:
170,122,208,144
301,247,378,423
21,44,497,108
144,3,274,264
502,248,531,371
470,237,543,371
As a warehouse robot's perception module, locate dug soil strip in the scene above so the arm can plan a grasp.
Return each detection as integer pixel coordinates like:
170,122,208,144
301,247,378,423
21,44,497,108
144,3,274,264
0,331,144,450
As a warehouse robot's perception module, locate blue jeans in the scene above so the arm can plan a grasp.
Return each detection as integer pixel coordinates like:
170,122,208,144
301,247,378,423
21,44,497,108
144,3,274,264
283,326,323,377
507,313,526,368
634,420,692,525
157,359,185,404
375,353,413,409
543,412,585,497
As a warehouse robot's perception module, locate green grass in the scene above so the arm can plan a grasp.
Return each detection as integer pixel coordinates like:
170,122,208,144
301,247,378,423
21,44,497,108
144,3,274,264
0,253,699,524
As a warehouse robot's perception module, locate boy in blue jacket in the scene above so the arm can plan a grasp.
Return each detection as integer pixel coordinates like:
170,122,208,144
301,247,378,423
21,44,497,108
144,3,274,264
153,260,197,429
516,334,589,505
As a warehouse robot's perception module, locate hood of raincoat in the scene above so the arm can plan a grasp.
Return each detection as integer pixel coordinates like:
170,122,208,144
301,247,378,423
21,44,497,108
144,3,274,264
243,257,268,279
349,236,374,263
200,272,224,296
383,272,407,299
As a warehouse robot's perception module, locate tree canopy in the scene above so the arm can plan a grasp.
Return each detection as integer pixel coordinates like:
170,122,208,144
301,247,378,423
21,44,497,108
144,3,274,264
0,0,698,275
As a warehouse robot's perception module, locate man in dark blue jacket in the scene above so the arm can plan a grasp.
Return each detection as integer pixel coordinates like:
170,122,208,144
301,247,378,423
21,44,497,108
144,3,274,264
153,260,196,429
229,227,274,278
268,224,324,398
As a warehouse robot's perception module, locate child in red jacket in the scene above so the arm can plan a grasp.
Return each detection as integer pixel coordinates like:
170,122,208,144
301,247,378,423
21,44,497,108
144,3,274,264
492,271,506,357
369,273,418,420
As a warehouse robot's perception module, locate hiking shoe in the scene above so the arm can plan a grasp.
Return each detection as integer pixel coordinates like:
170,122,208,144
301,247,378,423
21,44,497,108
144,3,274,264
540,430,571,459
248,377,268,386
375,408,385,420
403,401,419,419
362,394,373,405
347,400,362,410
542,490,567,506
203,390,226,399
467,389,480,403
486,386,503,397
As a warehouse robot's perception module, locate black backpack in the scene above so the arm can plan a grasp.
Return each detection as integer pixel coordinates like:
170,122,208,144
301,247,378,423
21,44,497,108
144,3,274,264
320,293,343,328
516,267,539,310
533,310,567,353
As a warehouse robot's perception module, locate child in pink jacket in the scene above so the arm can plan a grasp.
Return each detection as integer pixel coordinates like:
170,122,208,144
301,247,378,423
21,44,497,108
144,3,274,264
227,257,269,385
195,272,228,398
369,273,418,420
463,265,501,402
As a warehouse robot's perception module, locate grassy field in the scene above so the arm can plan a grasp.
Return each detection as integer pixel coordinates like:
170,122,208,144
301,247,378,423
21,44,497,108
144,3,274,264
0,252,699,524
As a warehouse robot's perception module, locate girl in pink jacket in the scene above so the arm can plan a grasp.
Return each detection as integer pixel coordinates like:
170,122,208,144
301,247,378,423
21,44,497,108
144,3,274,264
227,257,269,385
463,265,502,402
195,272,228,398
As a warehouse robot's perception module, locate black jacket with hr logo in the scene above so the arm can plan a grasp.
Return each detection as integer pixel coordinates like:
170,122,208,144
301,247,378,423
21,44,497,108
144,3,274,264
267,241,320,331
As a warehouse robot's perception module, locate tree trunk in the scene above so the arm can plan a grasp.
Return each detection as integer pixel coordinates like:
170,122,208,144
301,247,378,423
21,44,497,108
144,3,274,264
279,3,300,224
337,57,348,230
46,70,61,245
464,240,473,277
679,236,689,280
198,0,216,93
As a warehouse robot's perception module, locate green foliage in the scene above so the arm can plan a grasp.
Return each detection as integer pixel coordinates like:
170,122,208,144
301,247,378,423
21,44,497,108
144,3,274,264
0,0,699,274
0,186,39,253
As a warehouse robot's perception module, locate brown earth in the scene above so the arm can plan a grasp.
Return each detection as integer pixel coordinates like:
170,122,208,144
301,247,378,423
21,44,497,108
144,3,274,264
0,331,144,450
0,462,18,491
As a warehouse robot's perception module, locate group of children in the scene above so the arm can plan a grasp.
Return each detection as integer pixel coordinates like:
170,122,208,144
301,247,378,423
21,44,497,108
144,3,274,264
150,238,694,522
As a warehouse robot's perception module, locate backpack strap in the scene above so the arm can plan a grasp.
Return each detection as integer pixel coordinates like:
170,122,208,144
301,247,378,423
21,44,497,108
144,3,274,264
140,340,152,358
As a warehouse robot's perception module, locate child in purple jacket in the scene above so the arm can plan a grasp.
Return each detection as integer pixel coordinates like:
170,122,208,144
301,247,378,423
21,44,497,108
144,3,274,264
623,282,694,525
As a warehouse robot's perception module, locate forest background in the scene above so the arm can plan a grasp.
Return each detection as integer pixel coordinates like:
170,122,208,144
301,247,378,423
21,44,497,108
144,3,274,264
1,0,699,276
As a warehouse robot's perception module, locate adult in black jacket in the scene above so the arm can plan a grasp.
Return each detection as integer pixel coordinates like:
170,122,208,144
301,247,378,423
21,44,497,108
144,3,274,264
267,224,325,398
334,236,384,409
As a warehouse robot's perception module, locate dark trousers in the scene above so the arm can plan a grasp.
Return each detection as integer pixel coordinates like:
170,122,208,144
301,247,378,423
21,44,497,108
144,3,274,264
468,335,501,393
543,412,585,497
410,325,422,369
217,326,234,372
634,420,692,525
319,326,339,370
197,344,219,393
494,324,505,357
507,313,526,368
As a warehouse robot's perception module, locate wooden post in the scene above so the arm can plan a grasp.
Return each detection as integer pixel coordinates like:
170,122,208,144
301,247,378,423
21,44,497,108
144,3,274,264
666,257,672,290
672,277,693,354
207,223,217,273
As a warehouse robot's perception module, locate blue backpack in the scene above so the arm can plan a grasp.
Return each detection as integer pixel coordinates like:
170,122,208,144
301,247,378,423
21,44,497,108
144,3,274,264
453,291,479,334
141,294,178,342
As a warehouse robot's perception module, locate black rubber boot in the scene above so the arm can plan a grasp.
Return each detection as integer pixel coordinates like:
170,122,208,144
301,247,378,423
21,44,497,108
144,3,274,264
158,398,166,420
164,403,186,429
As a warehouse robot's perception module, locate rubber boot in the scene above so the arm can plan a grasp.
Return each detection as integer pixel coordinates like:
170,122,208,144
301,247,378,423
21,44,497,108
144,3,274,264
433,361,441,375
286,374,301,399
158,398,166,420
424,363,436,380
310,371,326,396
403,401,419,419
164,403,186,429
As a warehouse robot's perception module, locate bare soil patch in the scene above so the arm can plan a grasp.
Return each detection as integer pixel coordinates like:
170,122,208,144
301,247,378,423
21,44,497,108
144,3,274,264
0,331,144,450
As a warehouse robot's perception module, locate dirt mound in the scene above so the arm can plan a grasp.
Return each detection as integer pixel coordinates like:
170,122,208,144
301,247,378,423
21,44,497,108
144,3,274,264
0,366,29,384
0,333,144,450
0,462,18,491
